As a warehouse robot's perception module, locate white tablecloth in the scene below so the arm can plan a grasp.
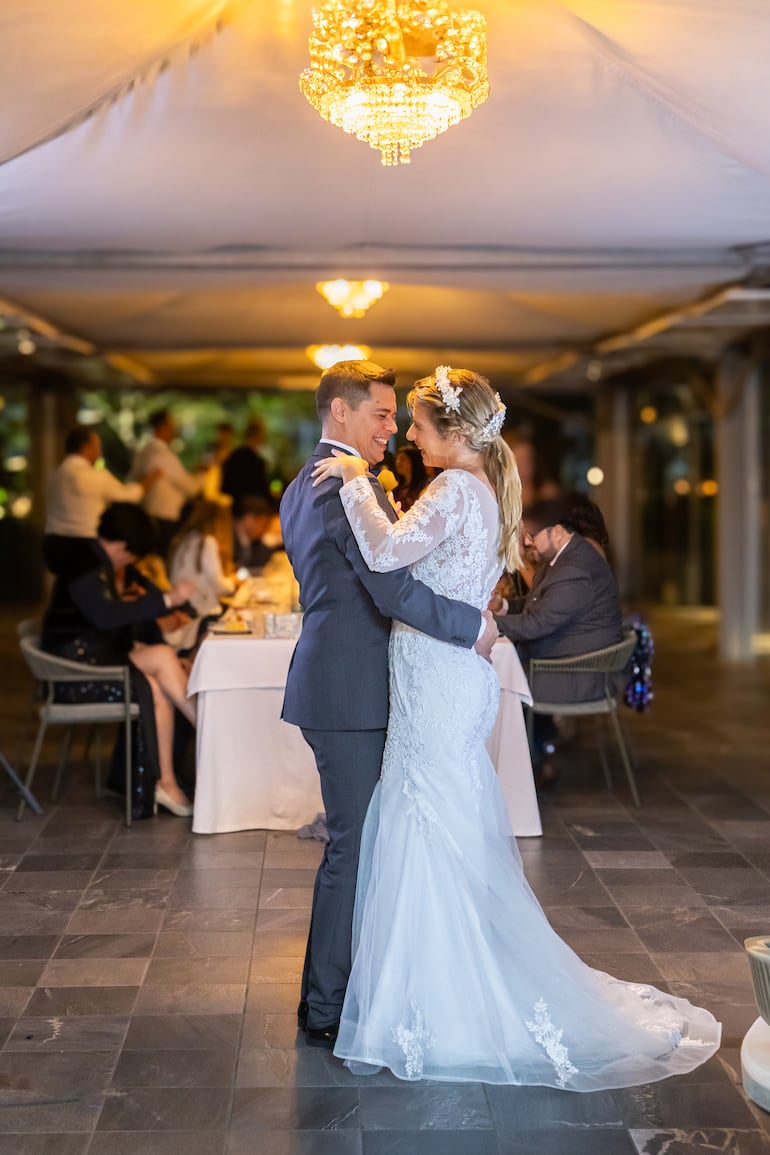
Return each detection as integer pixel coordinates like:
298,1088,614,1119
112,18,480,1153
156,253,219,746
189,637,321,834
487,638,541,837
189,635,541,837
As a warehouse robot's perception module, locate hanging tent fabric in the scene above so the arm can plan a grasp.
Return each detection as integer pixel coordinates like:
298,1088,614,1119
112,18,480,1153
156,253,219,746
0,0,769,387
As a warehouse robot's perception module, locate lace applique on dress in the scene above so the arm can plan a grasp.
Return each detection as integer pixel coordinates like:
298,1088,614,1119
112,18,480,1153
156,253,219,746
342,472,468,575
525,999,579,1088
465,749,484,814
382,627,440,838
625,983,714,1050
401,756,438,837
392,1001,434,1078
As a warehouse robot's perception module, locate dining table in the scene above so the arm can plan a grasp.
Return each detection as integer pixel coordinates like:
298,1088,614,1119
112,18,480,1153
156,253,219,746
189,618,542,837
189,557,541,836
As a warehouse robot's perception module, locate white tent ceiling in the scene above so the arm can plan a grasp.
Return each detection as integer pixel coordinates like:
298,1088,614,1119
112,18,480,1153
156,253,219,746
1,0,770,391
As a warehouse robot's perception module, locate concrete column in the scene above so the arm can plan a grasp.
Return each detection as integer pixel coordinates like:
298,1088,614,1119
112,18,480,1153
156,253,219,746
595,386,634,598
715,349,761,661
27,370,77,533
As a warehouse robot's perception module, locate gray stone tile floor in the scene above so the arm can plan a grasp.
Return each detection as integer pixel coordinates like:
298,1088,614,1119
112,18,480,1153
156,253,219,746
0,605,768,1153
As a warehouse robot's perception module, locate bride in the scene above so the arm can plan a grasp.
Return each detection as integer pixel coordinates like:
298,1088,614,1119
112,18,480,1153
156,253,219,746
311,366,720,1088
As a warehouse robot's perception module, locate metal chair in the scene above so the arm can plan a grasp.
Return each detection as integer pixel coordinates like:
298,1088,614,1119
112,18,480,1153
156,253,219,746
17,636,138,825
526,630,641,807
14,619,44,768
17,618,42,642
0,751,43,816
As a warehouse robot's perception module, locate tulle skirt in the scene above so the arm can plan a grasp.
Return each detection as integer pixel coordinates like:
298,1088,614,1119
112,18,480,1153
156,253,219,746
333,632,721,1088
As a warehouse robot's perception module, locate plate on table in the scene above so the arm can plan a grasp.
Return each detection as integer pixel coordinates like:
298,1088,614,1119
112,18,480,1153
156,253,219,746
209,622,254,637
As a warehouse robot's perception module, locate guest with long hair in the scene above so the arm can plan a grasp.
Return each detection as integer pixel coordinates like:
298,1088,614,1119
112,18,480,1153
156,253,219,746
393,443,429,513
42,503,198,817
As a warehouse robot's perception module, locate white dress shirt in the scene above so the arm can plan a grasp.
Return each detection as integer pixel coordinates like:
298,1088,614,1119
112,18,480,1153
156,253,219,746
130,437,201,521
45,454,144,537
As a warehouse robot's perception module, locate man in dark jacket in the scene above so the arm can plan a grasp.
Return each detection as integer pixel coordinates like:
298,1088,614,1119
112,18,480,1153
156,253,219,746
494,498,623,777
221,418,271,509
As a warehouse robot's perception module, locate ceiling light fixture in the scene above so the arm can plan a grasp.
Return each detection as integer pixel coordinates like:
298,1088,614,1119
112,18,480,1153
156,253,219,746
316,279,389,318
307,343,372,369
299,0,489,166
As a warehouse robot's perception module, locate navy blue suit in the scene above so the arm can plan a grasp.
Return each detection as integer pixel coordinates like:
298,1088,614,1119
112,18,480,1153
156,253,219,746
496,533,623,702
280,441,480,1028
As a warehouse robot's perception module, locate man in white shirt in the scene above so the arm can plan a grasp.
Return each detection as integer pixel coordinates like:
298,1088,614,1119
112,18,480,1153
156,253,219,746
44,427,158,575
129,410,202,555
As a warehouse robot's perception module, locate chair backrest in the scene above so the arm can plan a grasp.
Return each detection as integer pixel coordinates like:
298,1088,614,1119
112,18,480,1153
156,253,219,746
18,636,127,685
16,618,42,643
529,630,638,679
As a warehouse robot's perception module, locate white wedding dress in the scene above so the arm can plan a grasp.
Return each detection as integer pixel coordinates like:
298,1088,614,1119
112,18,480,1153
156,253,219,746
333,468,720,1088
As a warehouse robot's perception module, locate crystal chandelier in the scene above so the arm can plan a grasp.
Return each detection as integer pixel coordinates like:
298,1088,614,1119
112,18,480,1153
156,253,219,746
316,279,389,318
299,0,489,166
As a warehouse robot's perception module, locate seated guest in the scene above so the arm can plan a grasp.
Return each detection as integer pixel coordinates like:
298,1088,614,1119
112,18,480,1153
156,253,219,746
42,503,198,817
130,553,197,656
168,500,236,648
233,496,279,572
393,443,429,513
44,426,159,576
492,498,623,783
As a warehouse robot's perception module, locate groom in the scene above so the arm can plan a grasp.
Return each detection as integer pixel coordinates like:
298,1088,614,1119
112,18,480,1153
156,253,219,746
280,360,497,1046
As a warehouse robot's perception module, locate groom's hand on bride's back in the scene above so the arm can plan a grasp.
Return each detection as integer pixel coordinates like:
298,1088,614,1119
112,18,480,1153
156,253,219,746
474,611,498,664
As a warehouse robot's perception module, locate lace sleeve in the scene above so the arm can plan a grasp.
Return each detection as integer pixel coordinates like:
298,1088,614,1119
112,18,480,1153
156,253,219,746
339,471,468,572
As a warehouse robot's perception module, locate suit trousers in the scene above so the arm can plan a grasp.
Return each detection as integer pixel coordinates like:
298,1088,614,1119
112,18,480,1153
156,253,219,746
299,727,386,1029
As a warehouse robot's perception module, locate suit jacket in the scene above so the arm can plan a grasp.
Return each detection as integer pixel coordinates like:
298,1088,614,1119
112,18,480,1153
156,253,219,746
42,542,168,665
232,532,276,572
496,533,623,702
280,441,481,731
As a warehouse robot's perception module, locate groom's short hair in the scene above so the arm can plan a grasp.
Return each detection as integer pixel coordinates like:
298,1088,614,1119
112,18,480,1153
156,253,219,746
316,361,397,420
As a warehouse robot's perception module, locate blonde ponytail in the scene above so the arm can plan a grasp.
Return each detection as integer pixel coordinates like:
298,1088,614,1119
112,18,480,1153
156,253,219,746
482,437,522,571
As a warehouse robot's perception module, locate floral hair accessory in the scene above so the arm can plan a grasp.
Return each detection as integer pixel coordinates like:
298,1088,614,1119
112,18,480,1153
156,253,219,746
434,365,462,413
479,393,506,442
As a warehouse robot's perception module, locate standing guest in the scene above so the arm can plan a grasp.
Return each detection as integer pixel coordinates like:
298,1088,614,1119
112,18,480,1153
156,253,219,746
129,410,202,555
221,417,271,508
44,426,159,576
232,496,279,572
279,359,495,1046
393,443,429,513
41,503,198,817
202,422,235,500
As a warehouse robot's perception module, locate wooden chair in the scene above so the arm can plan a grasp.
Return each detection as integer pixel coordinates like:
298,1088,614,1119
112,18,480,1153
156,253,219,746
526,630,641,807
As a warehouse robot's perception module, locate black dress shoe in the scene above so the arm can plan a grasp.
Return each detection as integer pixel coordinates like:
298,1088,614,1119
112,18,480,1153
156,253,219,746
305,1023,339,1049
297,999,309,1031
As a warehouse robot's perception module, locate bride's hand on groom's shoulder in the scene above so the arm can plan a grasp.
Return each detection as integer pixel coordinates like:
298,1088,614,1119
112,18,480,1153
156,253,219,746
312,452,368,487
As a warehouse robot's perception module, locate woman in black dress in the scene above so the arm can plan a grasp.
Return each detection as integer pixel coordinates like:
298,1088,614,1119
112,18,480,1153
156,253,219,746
42,503,197,817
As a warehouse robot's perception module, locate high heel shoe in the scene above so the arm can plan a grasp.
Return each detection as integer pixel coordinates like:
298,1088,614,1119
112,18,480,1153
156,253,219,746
153,784,193,817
